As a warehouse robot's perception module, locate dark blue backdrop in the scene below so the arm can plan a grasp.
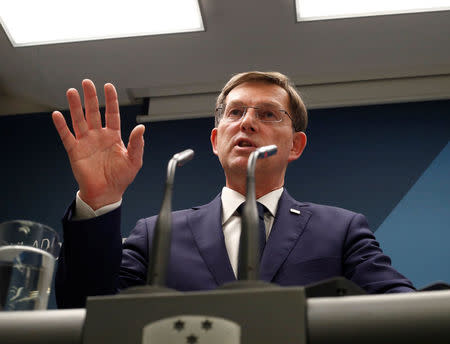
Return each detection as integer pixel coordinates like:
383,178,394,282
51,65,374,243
0,100,449,307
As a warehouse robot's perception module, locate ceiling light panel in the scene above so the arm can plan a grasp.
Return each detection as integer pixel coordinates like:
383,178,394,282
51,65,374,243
296,0,450,21
0,0,204,47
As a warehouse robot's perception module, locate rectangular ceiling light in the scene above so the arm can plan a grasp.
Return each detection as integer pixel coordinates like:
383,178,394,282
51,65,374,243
296,0,450,21
0,0,204,47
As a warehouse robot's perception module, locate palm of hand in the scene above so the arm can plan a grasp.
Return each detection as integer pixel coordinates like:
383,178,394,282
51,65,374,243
52,80,145,210
69,127,136,202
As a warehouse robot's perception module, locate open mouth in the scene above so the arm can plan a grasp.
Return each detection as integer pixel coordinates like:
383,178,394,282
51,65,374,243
236,139,256,148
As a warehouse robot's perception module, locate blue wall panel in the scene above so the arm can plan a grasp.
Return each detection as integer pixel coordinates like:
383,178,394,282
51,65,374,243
376,142,450,288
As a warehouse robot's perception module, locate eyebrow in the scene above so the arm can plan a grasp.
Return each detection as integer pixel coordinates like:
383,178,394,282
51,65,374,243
226,101,284,108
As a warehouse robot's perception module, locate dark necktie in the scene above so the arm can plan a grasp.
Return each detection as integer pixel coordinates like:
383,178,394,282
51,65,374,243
237,202,267,258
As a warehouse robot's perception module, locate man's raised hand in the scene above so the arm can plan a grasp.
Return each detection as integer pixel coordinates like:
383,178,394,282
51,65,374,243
52,80,145,210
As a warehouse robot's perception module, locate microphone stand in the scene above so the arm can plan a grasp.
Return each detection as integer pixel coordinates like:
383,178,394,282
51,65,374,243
122,149,194,294
221,145,278,289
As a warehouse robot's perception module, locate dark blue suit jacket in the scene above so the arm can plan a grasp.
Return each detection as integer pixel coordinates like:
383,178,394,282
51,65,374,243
55,190,414,308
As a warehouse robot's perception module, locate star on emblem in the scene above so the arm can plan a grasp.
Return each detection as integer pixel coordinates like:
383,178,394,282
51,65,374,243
186,334,198,344
173,320,185,331
201,319,213,331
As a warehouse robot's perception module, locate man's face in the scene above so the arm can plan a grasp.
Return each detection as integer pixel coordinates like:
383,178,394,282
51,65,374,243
211,81,306,183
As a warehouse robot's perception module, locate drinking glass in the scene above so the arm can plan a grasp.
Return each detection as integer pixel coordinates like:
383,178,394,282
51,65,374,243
0,220,60,311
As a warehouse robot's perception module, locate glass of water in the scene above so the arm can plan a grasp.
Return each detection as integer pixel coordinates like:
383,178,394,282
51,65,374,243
0,220,60,311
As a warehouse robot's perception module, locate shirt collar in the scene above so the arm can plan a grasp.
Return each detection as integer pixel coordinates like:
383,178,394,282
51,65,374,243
221,186,284,225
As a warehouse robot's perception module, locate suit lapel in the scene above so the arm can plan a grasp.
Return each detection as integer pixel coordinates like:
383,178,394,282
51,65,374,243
260,190,312,282
187,194,236,286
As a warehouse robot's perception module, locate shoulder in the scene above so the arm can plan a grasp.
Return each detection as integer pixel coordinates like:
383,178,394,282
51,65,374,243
138,193,221,227
283,189,359,218
282,190,367,230
300,201,358,218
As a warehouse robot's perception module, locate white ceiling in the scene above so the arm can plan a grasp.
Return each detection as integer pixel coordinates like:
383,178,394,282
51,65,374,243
1,0,449,119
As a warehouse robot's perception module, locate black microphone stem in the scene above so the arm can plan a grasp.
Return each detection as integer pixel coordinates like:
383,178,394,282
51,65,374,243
147,149,194,286
238,145,277,281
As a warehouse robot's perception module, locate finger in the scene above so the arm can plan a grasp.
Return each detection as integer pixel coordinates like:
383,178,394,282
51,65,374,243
127,125,145,165
52,111,76,153
66,88,88,138
104,83,121,131
82,79,102,130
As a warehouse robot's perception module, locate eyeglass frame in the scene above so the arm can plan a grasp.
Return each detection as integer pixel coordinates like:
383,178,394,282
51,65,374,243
215,103,296,129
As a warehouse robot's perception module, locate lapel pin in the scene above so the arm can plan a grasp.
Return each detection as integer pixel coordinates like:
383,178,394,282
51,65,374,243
290,208,301,215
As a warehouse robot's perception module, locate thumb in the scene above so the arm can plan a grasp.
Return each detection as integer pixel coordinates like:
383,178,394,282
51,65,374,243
127,124,145,165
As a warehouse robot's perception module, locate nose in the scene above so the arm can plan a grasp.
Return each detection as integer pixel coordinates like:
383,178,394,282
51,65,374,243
239,107,258,132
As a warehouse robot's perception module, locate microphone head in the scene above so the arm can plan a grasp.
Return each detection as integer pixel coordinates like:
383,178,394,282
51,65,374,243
256,145,277,159
173,149,195,166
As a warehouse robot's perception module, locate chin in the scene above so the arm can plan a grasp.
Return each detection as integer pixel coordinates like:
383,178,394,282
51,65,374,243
225,160,249,176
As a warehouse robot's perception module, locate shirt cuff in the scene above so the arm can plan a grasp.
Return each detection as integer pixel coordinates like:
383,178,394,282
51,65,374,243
73,191,122,220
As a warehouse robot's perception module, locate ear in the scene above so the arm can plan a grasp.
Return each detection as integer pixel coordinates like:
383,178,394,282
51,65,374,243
210,128,219,156
288,131,307,162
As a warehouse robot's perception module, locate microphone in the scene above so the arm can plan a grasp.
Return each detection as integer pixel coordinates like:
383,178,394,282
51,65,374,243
147,149,194,286
238,145,277,281
121,148,194,295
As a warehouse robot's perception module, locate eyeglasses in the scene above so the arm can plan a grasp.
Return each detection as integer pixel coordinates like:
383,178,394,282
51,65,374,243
216,103,294,127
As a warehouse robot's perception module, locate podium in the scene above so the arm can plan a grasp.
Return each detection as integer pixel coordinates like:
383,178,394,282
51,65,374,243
82,277,366,343
84,285,305,343
1,284,450,343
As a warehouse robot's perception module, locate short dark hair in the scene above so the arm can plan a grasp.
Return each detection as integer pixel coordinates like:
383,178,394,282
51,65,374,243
215,71,307,132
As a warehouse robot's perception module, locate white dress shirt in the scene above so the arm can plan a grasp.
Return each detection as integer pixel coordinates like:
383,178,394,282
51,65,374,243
220,186,283,277
73,191,122,220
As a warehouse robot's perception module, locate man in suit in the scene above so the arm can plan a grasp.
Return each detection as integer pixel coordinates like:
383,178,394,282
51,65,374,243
52,71,414,308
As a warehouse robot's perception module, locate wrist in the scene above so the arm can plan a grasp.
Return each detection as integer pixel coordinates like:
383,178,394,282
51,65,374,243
78,190,122,211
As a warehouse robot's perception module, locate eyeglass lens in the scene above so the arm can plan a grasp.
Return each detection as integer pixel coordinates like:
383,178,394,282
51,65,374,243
224,105,283,122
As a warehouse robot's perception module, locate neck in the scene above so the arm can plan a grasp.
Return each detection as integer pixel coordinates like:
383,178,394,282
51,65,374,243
225,170,285,199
